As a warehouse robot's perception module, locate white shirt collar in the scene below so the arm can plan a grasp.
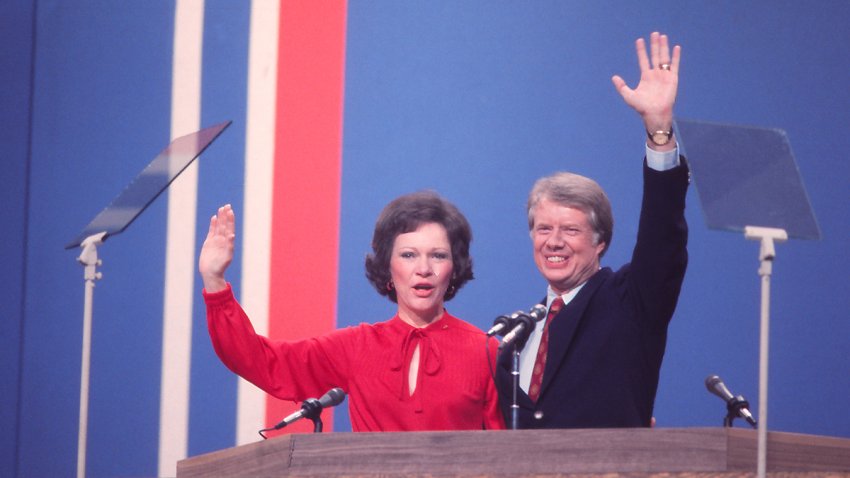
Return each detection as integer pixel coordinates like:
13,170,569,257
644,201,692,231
546,282,587,309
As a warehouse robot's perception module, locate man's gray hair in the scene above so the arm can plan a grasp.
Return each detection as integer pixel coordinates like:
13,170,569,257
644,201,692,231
527,172,614,257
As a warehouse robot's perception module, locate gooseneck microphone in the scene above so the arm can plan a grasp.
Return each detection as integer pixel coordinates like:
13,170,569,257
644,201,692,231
498,304,548,351
705,375,757,428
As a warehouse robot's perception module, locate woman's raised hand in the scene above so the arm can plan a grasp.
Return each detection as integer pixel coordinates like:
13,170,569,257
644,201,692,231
198,204,236,293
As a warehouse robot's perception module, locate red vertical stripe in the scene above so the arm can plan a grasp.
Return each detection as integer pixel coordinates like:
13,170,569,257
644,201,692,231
267,0,347,434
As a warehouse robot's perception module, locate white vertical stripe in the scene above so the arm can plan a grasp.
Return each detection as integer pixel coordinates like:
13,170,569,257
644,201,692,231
236,0,279,446
159,0,204,476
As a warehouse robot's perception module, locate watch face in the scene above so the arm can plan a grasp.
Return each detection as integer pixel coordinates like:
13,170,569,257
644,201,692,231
652,132,670,145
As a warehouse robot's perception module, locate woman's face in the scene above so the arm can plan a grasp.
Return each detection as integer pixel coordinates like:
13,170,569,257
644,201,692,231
390,222,454,327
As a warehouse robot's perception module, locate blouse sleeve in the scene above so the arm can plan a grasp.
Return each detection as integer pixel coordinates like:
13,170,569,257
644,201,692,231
483,337,507,430
204,283,355,402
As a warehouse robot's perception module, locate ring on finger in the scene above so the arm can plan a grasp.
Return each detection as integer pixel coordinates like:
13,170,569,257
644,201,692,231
659,63,671,71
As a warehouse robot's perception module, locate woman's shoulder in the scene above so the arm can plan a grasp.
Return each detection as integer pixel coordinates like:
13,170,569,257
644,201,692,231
331,316,406,340
441,312,487,337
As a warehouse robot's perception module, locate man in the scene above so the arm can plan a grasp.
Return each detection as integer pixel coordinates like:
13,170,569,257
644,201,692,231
496,31,689,428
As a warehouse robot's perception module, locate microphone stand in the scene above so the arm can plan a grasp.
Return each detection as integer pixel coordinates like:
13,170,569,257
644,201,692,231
502,318,533,430
496,309,542,430
510,345,521,430
300,398,325,433
723,395,753,428
744,225,787,478
76,232,106,478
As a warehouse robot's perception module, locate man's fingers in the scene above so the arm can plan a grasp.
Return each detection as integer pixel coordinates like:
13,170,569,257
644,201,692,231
635,38,650,72
659,33,670,67
611,75,631,100
670,45,682,74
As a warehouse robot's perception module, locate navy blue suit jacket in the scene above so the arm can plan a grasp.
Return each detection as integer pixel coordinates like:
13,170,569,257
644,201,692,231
497,160,690,429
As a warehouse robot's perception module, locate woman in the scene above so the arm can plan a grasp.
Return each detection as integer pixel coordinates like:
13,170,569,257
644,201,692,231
199,191,505,431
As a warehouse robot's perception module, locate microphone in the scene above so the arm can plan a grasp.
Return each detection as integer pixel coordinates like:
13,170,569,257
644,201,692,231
271,387,346,430
527,304,548,321
705,375,757,428
498,304,548,351
487,311,524,337
488,305,548,337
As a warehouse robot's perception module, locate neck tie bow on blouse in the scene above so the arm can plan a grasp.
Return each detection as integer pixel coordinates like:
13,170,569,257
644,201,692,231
390,326,443,408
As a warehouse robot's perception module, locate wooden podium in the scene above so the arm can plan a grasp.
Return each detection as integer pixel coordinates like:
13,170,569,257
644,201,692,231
177,427,850,477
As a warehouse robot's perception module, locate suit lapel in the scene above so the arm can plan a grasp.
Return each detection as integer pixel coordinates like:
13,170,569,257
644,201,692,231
539,268,611,397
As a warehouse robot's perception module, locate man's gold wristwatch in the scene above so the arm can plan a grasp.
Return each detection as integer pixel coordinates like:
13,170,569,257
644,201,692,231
647,129,673,146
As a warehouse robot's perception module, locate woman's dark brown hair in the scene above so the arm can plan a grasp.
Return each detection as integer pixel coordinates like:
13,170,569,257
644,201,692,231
365,191,473,303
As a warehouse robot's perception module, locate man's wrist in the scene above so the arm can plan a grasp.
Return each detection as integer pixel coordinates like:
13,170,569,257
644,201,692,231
645,143,680,171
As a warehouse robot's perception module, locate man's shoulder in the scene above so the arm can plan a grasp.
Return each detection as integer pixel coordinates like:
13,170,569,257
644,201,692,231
574,265,635,304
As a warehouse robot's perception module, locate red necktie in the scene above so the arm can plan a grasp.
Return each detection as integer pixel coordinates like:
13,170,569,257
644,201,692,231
528,297,564,403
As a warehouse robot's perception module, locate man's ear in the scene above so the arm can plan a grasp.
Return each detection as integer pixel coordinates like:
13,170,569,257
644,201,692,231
595,241,607,257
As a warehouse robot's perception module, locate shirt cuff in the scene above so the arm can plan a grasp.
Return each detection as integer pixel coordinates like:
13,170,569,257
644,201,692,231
645,143,680,171
203,282,234,304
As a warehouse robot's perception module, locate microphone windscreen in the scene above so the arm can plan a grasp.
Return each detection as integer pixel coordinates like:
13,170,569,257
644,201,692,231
319,387,346,407
528,304,547,321
705,375,733,401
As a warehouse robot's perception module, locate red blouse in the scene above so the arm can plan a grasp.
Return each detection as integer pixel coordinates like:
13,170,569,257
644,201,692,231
204,284,505,432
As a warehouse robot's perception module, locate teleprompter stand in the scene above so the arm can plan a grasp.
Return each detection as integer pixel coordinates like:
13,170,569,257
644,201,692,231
66,121,231,478
675,119,821,478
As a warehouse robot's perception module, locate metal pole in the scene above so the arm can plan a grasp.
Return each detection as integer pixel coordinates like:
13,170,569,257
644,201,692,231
511,347,520,430
756,256,771,478
76,233,105,478
744,226,786,478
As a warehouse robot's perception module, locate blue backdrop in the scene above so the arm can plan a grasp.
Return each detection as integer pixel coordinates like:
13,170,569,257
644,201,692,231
3,1,848,477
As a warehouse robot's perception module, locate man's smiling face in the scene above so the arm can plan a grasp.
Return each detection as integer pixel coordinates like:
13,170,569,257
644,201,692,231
530,198,605,295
